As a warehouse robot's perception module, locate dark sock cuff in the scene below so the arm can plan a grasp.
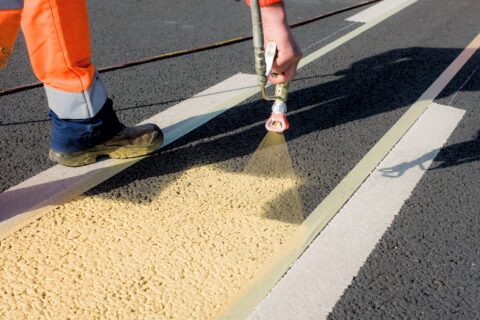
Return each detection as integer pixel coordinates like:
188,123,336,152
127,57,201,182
49,99,124,153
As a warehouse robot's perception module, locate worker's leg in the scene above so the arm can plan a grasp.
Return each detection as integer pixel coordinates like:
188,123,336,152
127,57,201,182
0,1,22,70
20,0,162,166
20,0,124,153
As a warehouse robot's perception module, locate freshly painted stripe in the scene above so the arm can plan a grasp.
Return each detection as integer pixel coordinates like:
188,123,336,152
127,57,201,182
219,33,480,320
0,0,419,241
346,0,414,23
0,133,305,319
249,103,465,319
0,73,258,241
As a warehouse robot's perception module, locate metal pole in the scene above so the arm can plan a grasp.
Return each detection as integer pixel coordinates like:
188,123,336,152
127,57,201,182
250,0,267,87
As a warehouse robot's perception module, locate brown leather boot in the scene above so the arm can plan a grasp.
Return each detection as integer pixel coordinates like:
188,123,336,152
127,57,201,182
49,124,163,167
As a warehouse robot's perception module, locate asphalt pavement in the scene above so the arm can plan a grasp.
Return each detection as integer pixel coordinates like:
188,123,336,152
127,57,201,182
0,0,479,318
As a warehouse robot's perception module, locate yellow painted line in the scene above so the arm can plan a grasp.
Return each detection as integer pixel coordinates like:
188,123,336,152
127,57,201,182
219,33,480,320
0,133,306,319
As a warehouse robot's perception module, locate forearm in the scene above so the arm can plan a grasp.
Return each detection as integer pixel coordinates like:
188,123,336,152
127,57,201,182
260,2,287,24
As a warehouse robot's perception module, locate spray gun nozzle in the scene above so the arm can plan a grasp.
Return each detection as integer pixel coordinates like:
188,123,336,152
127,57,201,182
266,100,289,133
266,112,289,133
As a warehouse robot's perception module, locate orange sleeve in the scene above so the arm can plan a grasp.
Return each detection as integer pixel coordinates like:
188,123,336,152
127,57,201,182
245,0,282,7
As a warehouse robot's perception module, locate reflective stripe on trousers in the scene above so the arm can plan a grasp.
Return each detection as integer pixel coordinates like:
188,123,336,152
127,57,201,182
45,73,107,119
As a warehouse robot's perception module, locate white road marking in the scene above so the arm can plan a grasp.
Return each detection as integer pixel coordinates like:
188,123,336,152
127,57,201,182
299,0,417,69
346,0,414,23
250,103,465,320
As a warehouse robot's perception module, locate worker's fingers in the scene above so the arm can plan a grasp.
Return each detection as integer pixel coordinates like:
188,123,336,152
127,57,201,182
268,73,287,85
271,47,302,74
268,49,301,84
268,62,298,84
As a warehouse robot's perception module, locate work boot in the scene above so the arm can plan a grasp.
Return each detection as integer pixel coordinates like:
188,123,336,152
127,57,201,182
49,123,164,167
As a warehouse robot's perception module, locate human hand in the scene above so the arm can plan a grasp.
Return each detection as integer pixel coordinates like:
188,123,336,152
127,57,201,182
261,3,302,84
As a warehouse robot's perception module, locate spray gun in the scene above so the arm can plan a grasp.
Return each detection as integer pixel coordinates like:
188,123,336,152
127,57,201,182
250,0,289,133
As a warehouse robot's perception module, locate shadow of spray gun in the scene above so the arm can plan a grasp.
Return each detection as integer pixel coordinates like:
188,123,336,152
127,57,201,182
250,0,289,133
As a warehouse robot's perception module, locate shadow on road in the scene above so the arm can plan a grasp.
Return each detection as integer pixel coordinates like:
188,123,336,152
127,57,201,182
85,47,480,221
431,131,480,170
3,47,480,226
88,46,476,186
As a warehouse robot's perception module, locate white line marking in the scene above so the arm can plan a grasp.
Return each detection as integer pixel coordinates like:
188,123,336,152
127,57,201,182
347,0,414,23
299,0,417,69
140,75,258,146
250,103,465,320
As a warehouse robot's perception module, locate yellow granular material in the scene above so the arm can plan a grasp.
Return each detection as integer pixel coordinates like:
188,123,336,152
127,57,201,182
0,133,303,319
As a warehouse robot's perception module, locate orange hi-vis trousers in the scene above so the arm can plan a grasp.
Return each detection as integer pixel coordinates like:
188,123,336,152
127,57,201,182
245,0,282,6
0,0,107,119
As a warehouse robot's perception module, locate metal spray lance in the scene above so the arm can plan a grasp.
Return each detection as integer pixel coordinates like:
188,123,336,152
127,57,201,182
249,0,289,133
